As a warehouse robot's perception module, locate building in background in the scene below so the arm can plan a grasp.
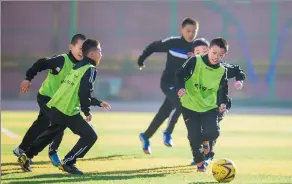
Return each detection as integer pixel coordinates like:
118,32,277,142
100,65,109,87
2,1,292,107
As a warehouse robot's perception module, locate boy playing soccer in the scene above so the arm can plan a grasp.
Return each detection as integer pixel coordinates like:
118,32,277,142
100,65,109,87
188,38,246,165
164,38,246,144
138,18,199,153
175,37,229,172
17,39,111,174
15,34,86,166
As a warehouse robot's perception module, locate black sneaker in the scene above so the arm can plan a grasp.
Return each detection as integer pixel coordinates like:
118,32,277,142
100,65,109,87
18,153,32,172
58,163,83,175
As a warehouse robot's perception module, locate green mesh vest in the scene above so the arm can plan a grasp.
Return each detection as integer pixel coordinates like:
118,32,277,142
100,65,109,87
47,64,94,116
39,54,74,98
180,56,225,112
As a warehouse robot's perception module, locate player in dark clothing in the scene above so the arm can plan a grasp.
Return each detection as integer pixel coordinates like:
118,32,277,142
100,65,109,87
164,38,246,144
138,18,199,154
17,39,111,174
187,38,246,165
176,38,232,172
14,34,86,166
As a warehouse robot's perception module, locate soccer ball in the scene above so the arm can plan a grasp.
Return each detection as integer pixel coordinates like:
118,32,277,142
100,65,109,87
212,158,236,183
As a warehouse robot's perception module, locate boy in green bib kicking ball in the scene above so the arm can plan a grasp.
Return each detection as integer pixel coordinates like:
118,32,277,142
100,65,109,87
175,37,229,172
189,38,246,166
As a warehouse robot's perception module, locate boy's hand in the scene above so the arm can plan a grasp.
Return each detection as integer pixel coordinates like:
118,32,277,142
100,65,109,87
137,57,145,70
86,114,92,123
177,88,186,97
187,52,195,57
219,104,227,113
234,80,243,90
138,65,145,71
20,79,31,93
101,102,111,110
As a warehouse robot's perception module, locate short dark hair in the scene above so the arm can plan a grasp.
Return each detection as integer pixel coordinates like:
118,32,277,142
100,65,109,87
210,37,229,52
70,34,86,45
193,38,210,49
181,17,199,29
82,39,100,56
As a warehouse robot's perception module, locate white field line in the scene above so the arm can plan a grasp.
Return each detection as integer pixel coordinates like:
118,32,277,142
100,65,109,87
1,128,20,139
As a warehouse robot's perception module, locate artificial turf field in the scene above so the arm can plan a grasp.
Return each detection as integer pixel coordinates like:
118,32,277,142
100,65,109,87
1,111,292,184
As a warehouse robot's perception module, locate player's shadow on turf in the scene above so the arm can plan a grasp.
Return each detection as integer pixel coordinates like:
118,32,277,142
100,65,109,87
1,167,24,172
1,171,25,177
1,160,50,166
188,182,218,184
4,173,165,184
2,165,193,183
1,154,131,166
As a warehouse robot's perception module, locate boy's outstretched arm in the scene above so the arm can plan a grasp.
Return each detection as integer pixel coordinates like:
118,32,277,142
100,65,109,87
20,56,64,93
138,37,176,68
222,62,246,80
222,62,246,89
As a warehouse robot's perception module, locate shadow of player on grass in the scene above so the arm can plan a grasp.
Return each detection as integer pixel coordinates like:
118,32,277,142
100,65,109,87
2,154,129,166
2,164,194,183
1,154,137,176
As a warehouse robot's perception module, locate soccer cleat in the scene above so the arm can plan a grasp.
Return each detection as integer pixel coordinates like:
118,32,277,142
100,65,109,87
49,151,61,167
204,152,215,166
163,131,173,147
13,147,33,164
202,141,210,155
139,133,151,154
197,161,207,172
18,153,32,172
58,163,84,175
191,152,215,166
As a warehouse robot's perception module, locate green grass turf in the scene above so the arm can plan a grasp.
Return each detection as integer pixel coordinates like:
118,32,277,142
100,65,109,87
1,111,292,184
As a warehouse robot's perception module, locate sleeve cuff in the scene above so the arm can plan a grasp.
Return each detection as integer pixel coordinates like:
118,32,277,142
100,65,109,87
137,58,144,66
91,98,102,107
97,101,102,107
25,77,32,82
